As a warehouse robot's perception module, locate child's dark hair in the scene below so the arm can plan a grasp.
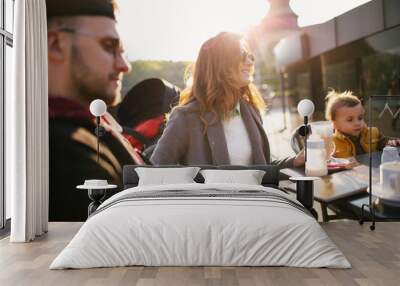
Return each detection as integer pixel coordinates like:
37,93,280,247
325,90,362,121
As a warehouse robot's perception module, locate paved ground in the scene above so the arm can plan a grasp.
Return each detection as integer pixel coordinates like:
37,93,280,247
262,107,303,160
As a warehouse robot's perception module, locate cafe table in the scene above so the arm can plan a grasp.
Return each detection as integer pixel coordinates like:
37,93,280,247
280,152,400,222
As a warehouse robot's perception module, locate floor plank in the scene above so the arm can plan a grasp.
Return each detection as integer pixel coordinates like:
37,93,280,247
0,221,399,286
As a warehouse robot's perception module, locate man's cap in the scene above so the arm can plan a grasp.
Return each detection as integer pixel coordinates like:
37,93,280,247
46,0,117,20
117,78,180,127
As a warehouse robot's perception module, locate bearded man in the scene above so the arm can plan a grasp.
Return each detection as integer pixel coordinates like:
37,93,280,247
47,0,136,221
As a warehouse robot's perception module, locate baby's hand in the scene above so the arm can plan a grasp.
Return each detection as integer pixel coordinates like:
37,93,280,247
293,149,305,167
387,139,400,147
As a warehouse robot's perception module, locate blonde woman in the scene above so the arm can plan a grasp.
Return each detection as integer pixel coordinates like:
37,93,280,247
151,32,304,167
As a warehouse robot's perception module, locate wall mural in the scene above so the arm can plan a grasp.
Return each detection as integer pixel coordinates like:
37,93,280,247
46,0,400,223
47,1,302,222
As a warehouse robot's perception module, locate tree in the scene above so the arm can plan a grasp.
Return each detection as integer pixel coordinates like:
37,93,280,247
122,60,193,96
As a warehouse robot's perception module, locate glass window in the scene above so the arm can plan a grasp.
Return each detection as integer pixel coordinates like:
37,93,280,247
1,0,13,229
322,60,358,94
362,52,400,97
362,26,400,98
0,38,3,228
365,96,400,165
5,0,14,33
360,26,400,143
0,0,3,29
5,43,12,220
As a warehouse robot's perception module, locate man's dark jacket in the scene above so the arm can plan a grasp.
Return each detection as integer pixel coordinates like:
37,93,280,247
49,97,134,221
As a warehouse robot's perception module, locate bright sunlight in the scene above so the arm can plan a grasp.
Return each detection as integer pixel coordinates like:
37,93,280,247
117,0,372,61
117,0,269,61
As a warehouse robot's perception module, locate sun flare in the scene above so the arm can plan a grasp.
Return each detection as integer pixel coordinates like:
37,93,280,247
117,0,372,61
117,0,269,61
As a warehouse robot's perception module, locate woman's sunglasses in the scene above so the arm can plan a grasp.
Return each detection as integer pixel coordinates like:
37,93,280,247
241,50,255,63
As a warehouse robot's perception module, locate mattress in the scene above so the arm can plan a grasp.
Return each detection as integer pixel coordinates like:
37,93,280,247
50,183,351,269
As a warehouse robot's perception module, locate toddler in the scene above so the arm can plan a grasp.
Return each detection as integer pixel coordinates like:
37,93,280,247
325,90,400,158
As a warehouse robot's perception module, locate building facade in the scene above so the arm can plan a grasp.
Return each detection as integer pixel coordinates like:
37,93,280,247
273,0,400,136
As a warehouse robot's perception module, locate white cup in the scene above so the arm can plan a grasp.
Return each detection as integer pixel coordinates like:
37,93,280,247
381,146,400,164
380,162,400,200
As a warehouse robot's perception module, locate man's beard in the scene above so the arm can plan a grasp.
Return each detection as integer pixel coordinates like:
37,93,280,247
70,46,121,106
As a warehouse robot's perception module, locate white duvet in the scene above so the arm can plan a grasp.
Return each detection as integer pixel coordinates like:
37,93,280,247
50,183,351,269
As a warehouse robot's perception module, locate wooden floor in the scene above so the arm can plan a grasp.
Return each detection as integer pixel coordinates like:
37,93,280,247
0,222,399,286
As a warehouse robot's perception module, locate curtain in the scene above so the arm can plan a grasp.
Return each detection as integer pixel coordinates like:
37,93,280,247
7,0,48,242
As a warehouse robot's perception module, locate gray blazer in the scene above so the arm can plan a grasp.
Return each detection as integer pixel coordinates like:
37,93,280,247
150,100,294,168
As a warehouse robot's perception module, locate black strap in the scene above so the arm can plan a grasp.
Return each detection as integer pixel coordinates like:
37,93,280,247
122,126,153,146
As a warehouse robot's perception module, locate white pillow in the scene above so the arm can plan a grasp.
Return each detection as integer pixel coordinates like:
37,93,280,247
200,169,266,185
135,167,201,186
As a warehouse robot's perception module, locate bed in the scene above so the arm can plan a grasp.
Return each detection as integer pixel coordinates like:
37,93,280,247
50,165,351,269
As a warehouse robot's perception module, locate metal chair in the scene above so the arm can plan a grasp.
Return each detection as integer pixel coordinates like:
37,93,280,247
290,121,333,153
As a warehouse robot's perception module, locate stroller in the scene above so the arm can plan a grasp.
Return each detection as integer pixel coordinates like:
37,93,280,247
116,78,180,163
